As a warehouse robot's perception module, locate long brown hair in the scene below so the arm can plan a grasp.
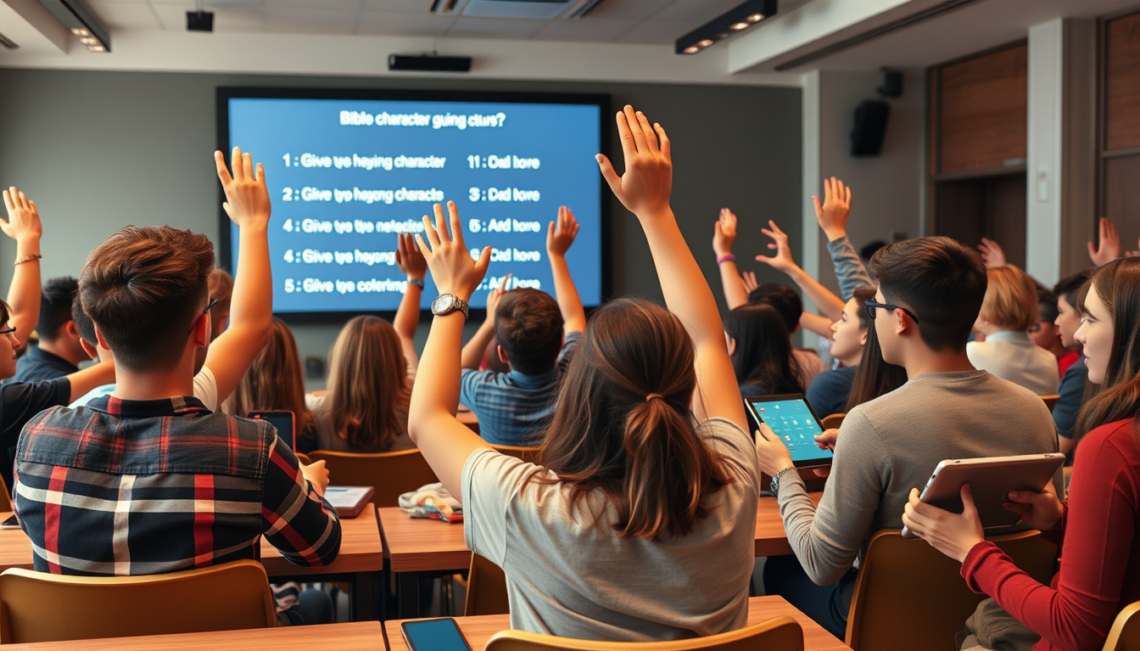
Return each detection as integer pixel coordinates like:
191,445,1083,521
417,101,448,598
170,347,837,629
223,318,312,434
1073,259,1140,447
845,287,908,412
535,298,734,541
723,303,803,394
320,315,409,449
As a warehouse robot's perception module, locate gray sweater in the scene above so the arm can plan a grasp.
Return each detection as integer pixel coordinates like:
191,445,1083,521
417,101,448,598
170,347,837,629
777,370,1060,585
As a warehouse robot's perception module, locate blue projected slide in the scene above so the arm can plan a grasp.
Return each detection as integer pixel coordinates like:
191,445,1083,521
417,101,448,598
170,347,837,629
224,93,604,315
746,397,833,464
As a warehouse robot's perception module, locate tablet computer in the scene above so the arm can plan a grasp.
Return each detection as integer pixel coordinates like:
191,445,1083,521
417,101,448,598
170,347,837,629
248,410,296,451
900,453,1064,539
744,394,833,469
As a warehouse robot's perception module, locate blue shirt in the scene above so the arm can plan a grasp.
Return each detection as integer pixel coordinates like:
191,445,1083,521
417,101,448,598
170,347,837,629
459,332,582,446
7,346,78,385
1054,356,1088,445
806,365,858,418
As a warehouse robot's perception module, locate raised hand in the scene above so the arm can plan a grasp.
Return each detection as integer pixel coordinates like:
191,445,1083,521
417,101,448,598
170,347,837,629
755,220,802,276
1003,482,1064,532
396,232,427,281
1,187,43,243
813,177,852,242
215,147,271,230
742,271,759,294
416,202,491,302
1088,217,1122,267
977,237,1007,269
902,485,985,563
486,273,512,321
547,206,579,258
596,105,672,219
713,208,738,257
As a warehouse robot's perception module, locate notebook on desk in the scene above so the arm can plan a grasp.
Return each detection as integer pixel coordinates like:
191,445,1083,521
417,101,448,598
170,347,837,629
324,486,375,518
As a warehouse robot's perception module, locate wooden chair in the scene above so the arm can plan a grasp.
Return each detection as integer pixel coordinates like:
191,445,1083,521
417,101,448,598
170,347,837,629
820,413,846,430
308,449,438,507
464,553,510,616
1103,601,1140,651
845,529,1058,651
485,617,803,650
1041,394,1061,412
0,474,11,513
295,452,311,466
491,445,542,464
0,560,276,643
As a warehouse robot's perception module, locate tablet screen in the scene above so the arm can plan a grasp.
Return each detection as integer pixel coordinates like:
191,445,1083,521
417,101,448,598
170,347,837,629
746,397,833,465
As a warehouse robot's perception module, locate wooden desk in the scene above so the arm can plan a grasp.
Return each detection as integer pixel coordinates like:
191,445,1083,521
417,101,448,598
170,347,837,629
0,507,385,621
0,621,382,650
755,492,823,557
378,506,469,619
385,595,851,651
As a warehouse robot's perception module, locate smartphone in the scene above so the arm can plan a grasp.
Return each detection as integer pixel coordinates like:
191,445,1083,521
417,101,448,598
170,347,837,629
0,514,19,529
248,410,296,451
401,618,473,651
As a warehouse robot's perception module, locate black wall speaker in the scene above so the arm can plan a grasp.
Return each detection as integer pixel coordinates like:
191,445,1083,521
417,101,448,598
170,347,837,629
388,54,472,73
851,100,890,157
186,10,214,32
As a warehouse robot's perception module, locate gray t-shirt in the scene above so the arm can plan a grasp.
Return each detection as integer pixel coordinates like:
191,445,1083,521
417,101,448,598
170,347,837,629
461,417,760,641
777,370,1060,586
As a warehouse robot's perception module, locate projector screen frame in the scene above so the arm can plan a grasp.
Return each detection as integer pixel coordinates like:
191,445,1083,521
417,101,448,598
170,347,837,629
216,86,612,324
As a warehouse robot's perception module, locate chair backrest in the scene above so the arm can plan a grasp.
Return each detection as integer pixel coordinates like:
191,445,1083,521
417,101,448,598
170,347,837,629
308,448,438,507
1103,601,1140,651
295,452,312,466
465,553,510,616
820,413,846,430
491,445,542,464
485,617,803,651
1041,394,1061,411
845,529,1058,651
0,473,11,513
0,560,276,643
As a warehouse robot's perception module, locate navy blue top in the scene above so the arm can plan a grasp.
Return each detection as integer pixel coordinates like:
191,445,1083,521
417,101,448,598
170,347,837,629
806,365,858,418
9,346,77,385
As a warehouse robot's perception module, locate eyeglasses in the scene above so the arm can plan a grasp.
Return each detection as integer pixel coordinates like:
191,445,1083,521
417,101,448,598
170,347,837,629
865,300,920,324
0,326,15,337
187,297,218,336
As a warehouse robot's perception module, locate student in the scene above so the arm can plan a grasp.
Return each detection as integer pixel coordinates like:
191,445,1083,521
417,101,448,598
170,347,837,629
967,265,1059,395
806,288,872,417
309,233,424,453
810,177,874,300
1051,269,1094,457
408,107,760,640
755,236,1059,639
207,269,234,341
724,303,803,398
841,287,908,413
0,187,44,349
9,277,86,383
223,318,314,446
1031,287,1078,377
902,257,1140,651
13,149,340,625
458,206,586,446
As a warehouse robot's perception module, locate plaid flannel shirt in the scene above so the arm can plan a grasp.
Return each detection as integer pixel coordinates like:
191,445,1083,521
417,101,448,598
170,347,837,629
13,395,341,576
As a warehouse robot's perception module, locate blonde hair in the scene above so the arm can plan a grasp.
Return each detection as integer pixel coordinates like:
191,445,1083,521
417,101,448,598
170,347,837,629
979,265,1038,332
320,315,409,450
223,319,312,435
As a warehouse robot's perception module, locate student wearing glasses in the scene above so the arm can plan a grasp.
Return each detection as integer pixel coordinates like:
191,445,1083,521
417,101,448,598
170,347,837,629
755,237,1060,638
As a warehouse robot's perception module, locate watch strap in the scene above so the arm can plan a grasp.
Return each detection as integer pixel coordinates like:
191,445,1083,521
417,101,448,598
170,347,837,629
769,466,797,496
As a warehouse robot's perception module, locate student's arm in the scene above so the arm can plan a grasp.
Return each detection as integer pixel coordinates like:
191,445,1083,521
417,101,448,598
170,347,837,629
547,206,586,334
64,361,115,403
756,220,845,323
713,209,750,310
261,435,342,567
202,149,274,404
1,188,43,345
393,232,425,344
597,106,746,430
409,202,495,501
814,178,874,300
460,274,509,371
1088,217,1123,267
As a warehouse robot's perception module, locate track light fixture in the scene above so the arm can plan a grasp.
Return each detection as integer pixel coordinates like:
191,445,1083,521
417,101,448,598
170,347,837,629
676,0,777,55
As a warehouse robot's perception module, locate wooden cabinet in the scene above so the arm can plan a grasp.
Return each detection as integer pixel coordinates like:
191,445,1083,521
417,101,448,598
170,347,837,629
1099,11,1140,255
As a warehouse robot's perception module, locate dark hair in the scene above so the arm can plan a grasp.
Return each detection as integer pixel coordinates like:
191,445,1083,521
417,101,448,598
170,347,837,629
80,226,214,372
869,236,987,352
0,299,12,330
37,277,78,342
207,269,234,340
723,303,803,394
494,289,564,376
747,283,802,333
1073,259,1140,449
70,294,96,346
845,287,909,411
484,336,511,374
536,298,733,540
860,240,888,262
1053,268,1095,308
1037,287,1059,323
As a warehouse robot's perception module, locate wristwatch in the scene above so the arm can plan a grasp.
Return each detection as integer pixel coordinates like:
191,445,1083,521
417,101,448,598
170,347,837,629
431,293,469,321
769,467,798,496
407,277,425,290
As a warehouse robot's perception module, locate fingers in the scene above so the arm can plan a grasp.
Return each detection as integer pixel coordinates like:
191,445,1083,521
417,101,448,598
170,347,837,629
596,154,621,194
473,246,492,278
548,219,556,245
2,189,12,213
433,203,450,245
960,484,977,515
255,162,265,184
1088,241,1097,258
414,233,432,258
842,181,852,207
242,152,254,182
635,110,658,154
214,151,233,186
447,201,464,248
655,123,671,161
767,220,786,237
823,177,833,203
623,105,648,154
812,196,822,217
615,111,636,162
421,215,441,250
498,273,513,291
231,147,244,182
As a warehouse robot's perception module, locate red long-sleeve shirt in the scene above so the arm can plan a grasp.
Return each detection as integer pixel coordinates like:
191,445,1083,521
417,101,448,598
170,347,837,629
961,418,1140,651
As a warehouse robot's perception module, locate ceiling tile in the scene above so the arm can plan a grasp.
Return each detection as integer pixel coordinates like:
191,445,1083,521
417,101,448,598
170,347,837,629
211,8,269,32
362,0,434,12
583,0,671,20
265,0,363,9
656,0,742,22
617,17,691,44
357,10,456,36
446,16,545,38
86,1,164,29
533,17,639,42
266,7,360,34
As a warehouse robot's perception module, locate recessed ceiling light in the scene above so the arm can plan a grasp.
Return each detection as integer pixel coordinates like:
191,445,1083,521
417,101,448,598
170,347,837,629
748,14,764,22
682,45,700,54
731,22,750,30
88,45,105,52
70,28,89,36
697,39,714,47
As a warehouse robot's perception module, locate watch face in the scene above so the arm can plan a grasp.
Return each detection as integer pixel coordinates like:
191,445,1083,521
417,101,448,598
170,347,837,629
432,294,455,314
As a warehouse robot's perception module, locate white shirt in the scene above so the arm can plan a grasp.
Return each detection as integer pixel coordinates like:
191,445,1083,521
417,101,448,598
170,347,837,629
967,331,1059,396
69,366,220,410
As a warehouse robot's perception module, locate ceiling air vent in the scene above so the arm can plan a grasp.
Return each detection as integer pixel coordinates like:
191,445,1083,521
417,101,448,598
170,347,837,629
431,0,605,20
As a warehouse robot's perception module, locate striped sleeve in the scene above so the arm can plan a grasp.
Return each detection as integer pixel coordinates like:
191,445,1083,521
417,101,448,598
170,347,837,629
260,434,341,567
